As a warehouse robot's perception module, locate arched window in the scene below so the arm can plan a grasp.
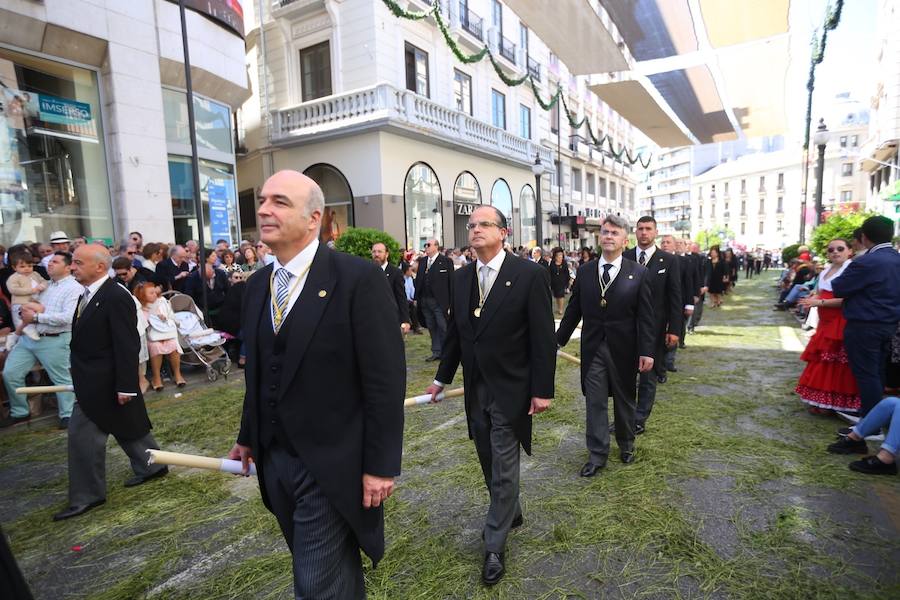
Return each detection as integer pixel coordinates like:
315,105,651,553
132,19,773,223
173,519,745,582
303,163,354,244
453,171,481,245
490,179,513,246
519,185,536,248
404,162,442,250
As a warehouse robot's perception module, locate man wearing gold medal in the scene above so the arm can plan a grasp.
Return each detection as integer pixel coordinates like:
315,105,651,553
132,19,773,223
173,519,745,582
425,205,556,586
557,215,655,477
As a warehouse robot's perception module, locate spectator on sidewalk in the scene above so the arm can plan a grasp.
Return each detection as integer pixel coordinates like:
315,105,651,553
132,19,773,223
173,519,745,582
40,232,72,268
1,251,82,429
140,242,163,273
112,257,155,293
832,215,900,417
7,250,48,346
827,395,899,476
135,283,186,392
155,245,190,292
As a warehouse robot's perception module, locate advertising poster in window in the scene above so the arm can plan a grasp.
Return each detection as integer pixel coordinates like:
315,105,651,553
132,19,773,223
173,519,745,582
208,181,232,246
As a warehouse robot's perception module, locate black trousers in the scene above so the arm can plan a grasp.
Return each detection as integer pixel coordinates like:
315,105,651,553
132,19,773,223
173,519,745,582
583,340,635,463
843,321,896,417
262,443,364,600
469,380,522,554
420,296,447,357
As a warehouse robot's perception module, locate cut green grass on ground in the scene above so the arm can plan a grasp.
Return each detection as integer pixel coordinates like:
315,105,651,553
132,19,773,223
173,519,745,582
1,273,898,599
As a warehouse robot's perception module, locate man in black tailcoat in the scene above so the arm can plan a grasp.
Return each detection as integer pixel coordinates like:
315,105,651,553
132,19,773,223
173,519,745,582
229,171,405,598
414,238,453,360
52,244,167,521
622,216,681,432
426,205,556,586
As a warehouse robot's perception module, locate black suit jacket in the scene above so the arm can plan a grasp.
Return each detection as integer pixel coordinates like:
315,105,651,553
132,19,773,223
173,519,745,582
557,258,655,401
435,253,556,455
693,253,710,292
383,263,411,325
236,245,405,565
70,279,151,440
624,247,682,341
413,254,453,314
155,258,189,292
185,268,229,312
678,254,697,306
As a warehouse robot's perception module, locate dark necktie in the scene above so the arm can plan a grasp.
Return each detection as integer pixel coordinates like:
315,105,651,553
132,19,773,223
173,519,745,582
601,263,613,286
639,250,646,266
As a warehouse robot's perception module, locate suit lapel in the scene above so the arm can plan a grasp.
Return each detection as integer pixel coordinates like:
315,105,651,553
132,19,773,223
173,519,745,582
74,279,112,332
456,262,476,338
277,245,336,400
475,253,519,338
242,263,272,382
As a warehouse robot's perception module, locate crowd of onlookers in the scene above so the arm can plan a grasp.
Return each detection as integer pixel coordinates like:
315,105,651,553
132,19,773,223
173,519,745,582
0,230,282,427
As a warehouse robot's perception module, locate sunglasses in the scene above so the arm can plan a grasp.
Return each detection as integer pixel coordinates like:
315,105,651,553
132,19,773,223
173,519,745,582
826,246,846,253
126,251,136,255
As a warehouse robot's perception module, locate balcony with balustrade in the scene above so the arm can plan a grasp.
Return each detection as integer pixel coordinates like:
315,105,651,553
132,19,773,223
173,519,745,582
270,83,552,167
527,56,541,81
452,1,484,48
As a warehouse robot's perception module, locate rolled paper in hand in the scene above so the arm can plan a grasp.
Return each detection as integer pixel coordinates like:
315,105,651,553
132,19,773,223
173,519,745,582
404,387,465,407
556,349,581,366
15,385,75,395
147,449,257,476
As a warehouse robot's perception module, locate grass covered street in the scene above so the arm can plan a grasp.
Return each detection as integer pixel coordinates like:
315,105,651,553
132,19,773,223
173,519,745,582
2,273,899,599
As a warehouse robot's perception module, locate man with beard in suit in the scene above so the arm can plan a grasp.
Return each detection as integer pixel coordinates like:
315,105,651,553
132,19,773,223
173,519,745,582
558,215,655,475
619,217,681,433
52,244,168,521
414,238,453,361
426,205,555,586
228,171,405,598
371,241,411,333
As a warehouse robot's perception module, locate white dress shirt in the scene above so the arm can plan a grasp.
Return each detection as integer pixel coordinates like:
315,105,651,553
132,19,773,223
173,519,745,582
270,239,319,328
635,244,657,265
597,254,623,287
475,249,506,301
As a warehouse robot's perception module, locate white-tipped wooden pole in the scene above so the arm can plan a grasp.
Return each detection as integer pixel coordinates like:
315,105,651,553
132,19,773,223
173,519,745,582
147,449,257,476
404,387,465,407
15,385,74,395
556,349,581,366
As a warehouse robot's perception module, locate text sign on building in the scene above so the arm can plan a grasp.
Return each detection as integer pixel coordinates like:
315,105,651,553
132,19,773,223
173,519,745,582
170,0,244,37
208,182,232,246
456,203,478,216
37,94,91,126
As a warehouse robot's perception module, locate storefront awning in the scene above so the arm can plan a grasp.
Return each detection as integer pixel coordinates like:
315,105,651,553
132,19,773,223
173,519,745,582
502,0,629,75
588,0,791,146
588,75,694,147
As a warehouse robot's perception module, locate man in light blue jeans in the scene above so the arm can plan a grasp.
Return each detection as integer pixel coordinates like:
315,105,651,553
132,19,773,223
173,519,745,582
2,251,82,429
827,396,899,476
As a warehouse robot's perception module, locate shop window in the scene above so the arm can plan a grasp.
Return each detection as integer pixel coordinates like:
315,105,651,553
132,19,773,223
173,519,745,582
0,47,113,244
453,171,481,244
163,88,233,155
404,162,442,249
490,179,513,244
304,164,354,244
168,156,238,245
519,185,536,247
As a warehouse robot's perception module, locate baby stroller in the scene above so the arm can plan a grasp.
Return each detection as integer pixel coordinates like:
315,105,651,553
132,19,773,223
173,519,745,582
164,292,232,382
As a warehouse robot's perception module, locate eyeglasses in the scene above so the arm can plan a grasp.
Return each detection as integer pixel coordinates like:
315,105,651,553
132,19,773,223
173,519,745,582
826,246,846,253
126,251,136,255
466,221,501,230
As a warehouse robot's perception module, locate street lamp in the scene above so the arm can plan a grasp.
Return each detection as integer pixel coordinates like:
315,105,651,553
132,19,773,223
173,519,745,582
531,153,545,248
813,118,830,227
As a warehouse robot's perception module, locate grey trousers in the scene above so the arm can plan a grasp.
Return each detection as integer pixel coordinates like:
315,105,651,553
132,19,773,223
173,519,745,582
67,403,163,506
636,340,668,424
583,341,635,464
691,295,705,329
262,443,364,600
420,296,447,357
469,381,522,554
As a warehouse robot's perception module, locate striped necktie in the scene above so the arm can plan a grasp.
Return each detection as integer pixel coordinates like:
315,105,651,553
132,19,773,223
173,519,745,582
273,267,293,332
639,250,646,266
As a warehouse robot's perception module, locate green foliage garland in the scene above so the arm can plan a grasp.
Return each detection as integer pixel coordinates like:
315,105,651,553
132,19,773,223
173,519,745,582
379,0,652,166
803,0,845,150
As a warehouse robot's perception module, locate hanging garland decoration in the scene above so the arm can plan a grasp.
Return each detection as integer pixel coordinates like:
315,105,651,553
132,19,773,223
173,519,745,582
803,0,844,150
379,0,652,167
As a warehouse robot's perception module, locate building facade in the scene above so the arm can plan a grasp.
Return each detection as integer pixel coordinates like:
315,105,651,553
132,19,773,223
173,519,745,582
690,121,869,250
236,0,639,252
0,0,249,247
860,0,900,227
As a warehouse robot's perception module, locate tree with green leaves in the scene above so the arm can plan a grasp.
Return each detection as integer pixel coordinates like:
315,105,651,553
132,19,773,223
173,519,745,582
810,212,877,257
694,226,735,250
334,228,403,263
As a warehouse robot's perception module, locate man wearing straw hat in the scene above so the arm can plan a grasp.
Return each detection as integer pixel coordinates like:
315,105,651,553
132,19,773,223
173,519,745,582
228,170,405,599
426,205,556,586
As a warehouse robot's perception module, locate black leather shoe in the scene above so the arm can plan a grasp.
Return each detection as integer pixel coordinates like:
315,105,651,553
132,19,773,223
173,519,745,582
827,437,868,455
580,462,604,477
425,355,440,362
124,466,169,488
657,374,668,384
0,414,30,428
53,499,105,521
849,455,898,475
482,552,505,586
58,417,70,430
634,422,646,435
621,451,635,464
511,514,523,529
678,342,686,349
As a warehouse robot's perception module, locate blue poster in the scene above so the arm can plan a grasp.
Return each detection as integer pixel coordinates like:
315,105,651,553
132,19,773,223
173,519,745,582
208,181,232,246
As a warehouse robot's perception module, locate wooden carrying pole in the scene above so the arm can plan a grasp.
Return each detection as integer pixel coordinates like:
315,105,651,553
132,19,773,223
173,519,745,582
147,449,257,476
15,385,74,395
